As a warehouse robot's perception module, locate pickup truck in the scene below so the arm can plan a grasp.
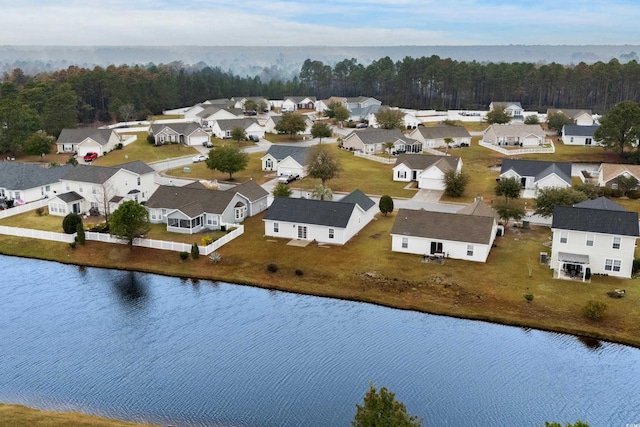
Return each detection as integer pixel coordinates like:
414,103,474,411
278,174,299,184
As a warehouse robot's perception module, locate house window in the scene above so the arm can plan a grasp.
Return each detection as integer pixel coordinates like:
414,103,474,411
66,183,70,191
92,186,97,194
14,191,20,200
206,214,217,226
467,245,474,256
159,135,165,143
560,231,568,244
150,210,157,221
570,137,574,143
586,234,594,247
266,159,273,169
45,185,50,192
90,202,98,209
613,237,621,249
397,170,406,179
605,259,621,272
161,209,167,218
137,177,141,185
401,237,408,249
585,138,592,145
78,185,83,193
329,228,334,239
235,205,246,220
612,182,618,190
273,222,279,233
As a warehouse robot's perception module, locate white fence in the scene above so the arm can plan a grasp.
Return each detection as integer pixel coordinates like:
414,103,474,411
354,151,396,164
479,140,555,155
0,225,76,243
120,134,138,146
0,199,49,220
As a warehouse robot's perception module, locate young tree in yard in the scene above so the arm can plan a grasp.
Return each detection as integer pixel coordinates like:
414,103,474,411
333,104,350,125
275,111,307,139
444,170,469,197
379,195,394,216
615,174,639,196
374,107,405,130
311,122,332,143
546,111,575,134
23,130,54,157
594,101,640,156
306,145,341,187
272,182,292,197
206,145,249,180
311,185,333,201
257,100,269,113
352,382,422,427
494,200,525,227
243,99,257,113
486,104,511,124
109,200,151,250
495,177,521,201
231,126,247,143
534,187,588,217
524,115,540,124
383,141,395,157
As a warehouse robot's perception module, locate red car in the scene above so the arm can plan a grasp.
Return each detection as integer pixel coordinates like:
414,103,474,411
83,152,98,162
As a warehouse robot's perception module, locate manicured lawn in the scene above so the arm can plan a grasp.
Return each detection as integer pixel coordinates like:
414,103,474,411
0,404,158,427
263,134,306,144
92,132,199,167
166,152,272,184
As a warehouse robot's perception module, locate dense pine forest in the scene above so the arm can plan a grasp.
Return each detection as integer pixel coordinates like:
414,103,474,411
1,55,639,154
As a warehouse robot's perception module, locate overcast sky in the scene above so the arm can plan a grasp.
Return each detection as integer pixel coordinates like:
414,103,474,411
2,0,639,46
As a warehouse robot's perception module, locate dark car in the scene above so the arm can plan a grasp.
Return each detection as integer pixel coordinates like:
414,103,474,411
248,135,259,142
460,142,470,147
83,152,98,162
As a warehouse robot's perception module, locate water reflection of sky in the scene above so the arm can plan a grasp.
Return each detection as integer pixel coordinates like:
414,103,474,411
0,255,638,427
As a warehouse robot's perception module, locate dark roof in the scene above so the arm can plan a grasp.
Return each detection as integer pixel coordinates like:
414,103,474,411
415,125,471,139
394,154,460,172
62,164,119,184
500,159,572,184
113,160,155,175
346,128,415,145
57,129,116,146
264,196,362,228
145,185,236,217
0,162,72,190
457,199,500,220
339,189,376,211
391,208,495,245
574,196,628,211
552,205,639,236
212,118,259,130
56,191,83,203
226,180,269,202
263,145,309,165
284,96,317,103
150,122,205,136
563,125,599,137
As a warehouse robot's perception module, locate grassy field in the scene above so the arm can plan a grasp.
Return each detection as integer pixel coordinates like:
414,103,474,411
93,132,199,167
0,404,158,427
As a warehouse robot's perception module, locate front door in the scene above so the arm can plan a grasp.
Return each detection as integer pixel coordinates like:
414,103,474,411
430,241,443,254
72,203,80,214
297,226,308,240
412,170,417,180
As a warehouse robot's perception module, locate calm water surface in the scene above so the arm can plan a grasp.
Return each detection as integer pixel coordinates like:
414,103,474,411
0,255,639,427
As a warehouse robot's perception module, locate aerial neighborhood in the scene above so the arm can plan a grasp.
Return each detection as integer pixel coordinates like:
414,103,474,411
1,90,639,285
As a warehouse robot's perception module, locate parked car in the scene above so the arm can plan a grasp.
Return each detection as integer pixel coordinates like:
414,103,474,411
202,140,213,148
356,123,368,129
278,174,299,184
192,154,208,163
460,142,470,147
83,152,98,162
248,135,259,142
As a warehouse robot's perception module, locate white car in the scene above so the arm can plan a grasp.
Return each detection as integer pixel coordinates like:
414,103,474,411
192,154,207,163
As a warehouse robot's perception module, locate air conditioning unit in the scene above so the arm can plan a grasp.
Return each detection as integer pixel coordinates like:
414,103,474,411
539,252,548,264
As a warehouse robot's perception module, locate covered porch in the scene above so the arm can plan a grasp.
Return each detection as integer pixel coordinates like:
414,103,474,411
555,252,591,282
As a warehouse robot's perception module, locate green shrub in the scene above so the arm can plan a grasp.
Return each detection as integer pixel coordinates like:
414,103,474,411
116,143,124,149
295,269,304,276
191,243,200,260
69,241,76,249
62,213,83,234
201,235,214,246
76,222,86,245
582,300,607,321
147,134,156,145
633,258,640,274
610,189,622,198
524,293,534,302
267,263,279,273
628,190,640,199
35,207,46,216
179,251,189,261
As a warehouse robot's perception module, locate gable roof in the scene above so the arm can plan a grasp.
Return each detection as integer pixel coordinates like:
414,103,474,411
500,159,572,184
227,180,268,202
113,160,155,175
552,205,639,237
150,122,205,136
339,189,376,211
491,101,522,109
145,185,236,216
547,108,593,119
457,199,500,220
485,124,546,138
394,154,460,172
391,208,495,245
263,145,309,165
57,129,116,146
598,163,640,183
263,194,371,228
284,96,317,104
0,162,72,190
212,118,259,130
563,125,599,137
573,196,628,211
196,105,243,118
346,128,412,145
55,191,84,203
61,164,119,184
415,125,471,139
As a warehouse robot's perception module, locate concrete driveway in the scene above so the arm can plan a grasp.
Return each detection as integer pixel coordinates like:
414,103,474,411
412,189,445,203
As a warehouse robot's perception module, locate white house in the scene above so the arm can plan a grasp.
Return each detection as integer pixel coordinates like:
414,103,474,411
48,161,157,217
196,105,244,127
149,123,210,146
261,145,309,177
368,107,419,130
263,189,376,245
56,129,121,157
391,207,498,263
341,128,422,154
409,125,471,148
0,162,71,205
282,96,316,112
210,118,265,140
145,180,268,234
547,108,594,126
499,159,572,198
489,102,523,117
561,125,600,146
483,124,547,147
550,197,639,280
393,154,462,190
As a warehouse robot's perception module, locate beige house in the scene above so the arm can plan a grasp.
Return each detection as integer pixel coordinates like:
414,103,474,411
597,163,640,190
483,124,547,147
409,125,471,148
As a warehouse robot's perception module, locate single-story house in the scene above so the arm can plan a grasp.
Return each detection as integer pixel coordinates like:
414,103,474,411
316,96,382,113
261,145,309,177
561,125,600,146
341,128,422,154
483,124,547,147
56,129,121,157
498,159,572,197
263,189,376,245
368,107,420,130
146,180,268,234
196,106,244,127
489,102,523,118
264,115,313,135
597,163,640,190
48,161,157,217
0,162,72,204
547,108,594,126
409,125,471,148
282,96,316,112
231,96,269,111
149,123,210,146
390,207,499,263
210,118,265,140
550,197,639,280
183,100,236,119
393,154,462,190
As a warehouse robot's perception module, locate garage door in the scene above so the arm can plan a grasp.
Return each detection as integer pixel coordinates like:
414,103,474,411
189,135,209,146
419,177,445,190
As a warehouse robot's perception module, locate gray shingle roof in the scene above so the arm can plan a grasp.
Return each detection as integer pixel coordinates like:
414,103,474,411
57,129,116,146
563,125,599,137
457,199,500,220
415,125,471,139
285,96,317,103
150,122,205,136
500,159,572,184
227,180,269,202
391,208,496,245
339,189,376,211
113,160,155,175
145,185,236,217
56,191,83,203
394,154,460,173
62,164,118,184
212,118,259,130
263,145,309,166
346,128,415,145
0,162,72,190
574,196,628,211
263,196,364,228
552,205,639,236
